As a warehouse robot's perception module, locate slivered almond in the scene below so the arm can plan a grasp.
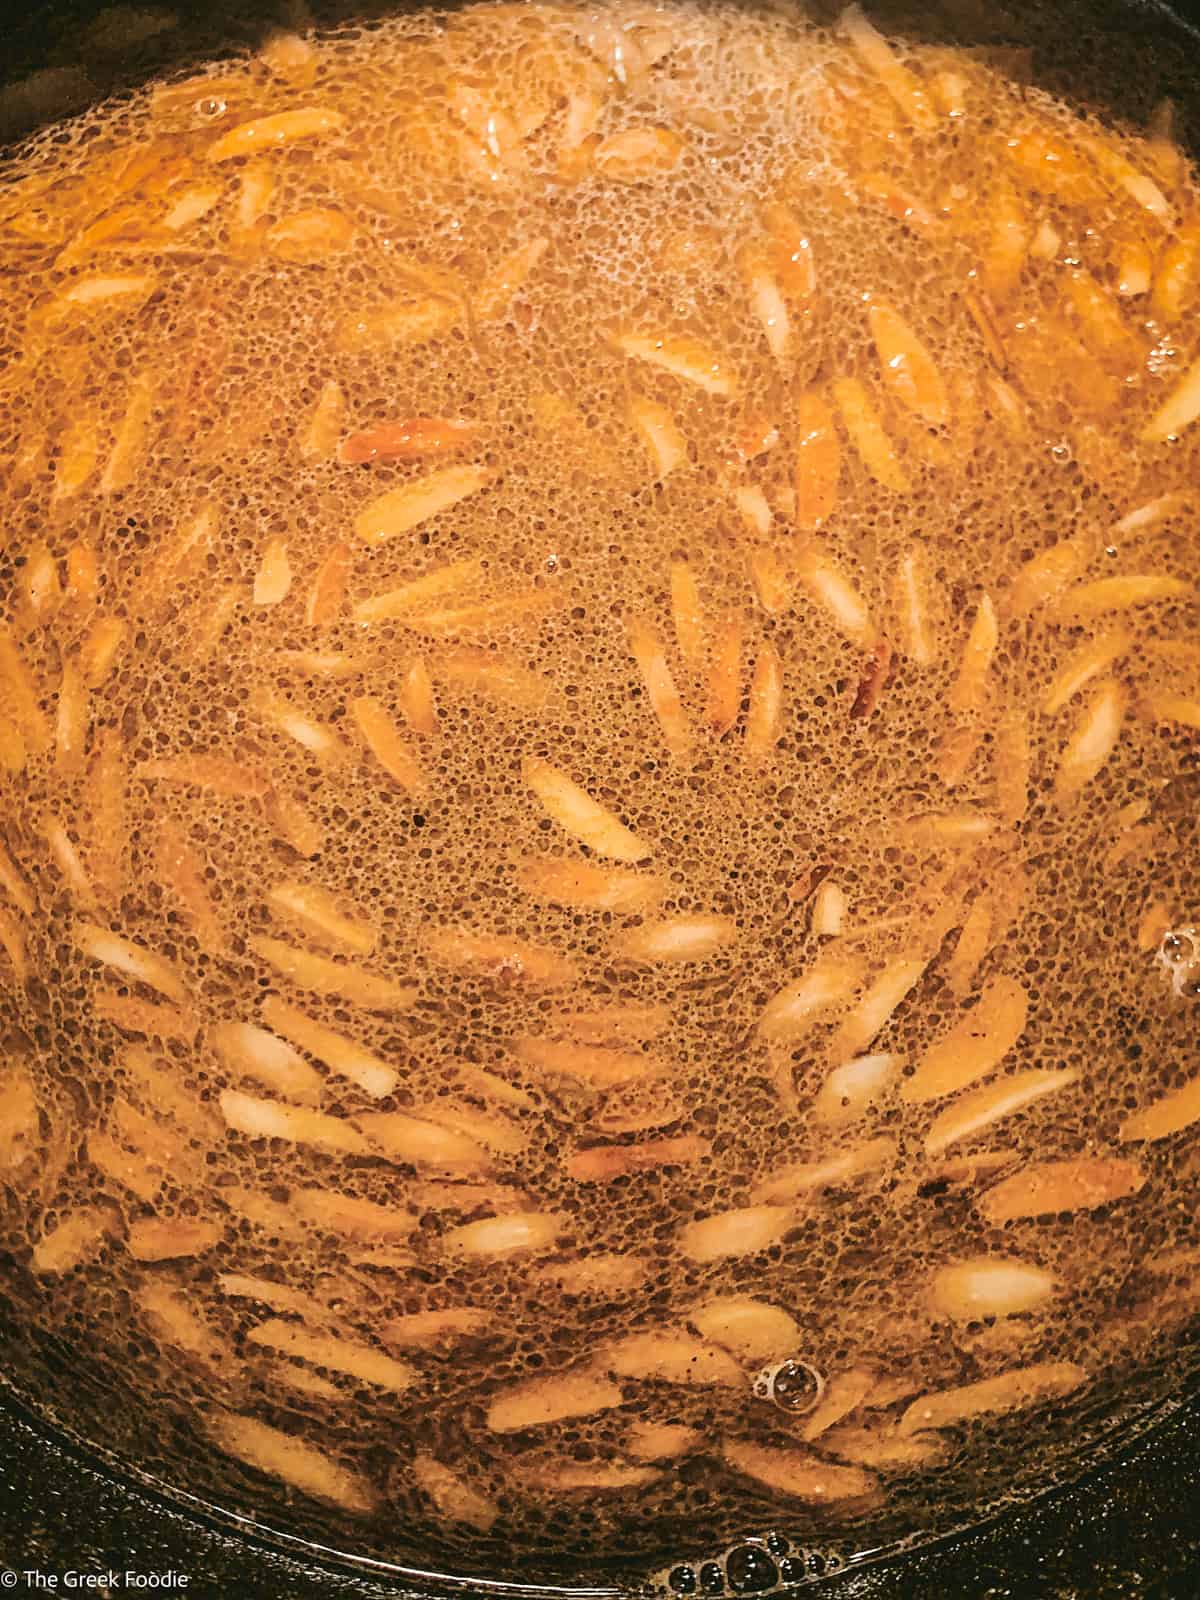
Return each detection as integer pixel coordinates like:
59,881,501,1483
1053,678,1127,800
1141,691,1200,731
814,1052,898,1127
1064,268,1146,372
412,1456,498,1532
101,371,156,492
904,976,1029,1103
338,417,478,466
800,1366,879,1442
935,726,981,789
611,915,736,965
253,538,292,606
679,1203,795,1262
94,990,196,1040
795,545,876,649
336,295,459,352
979,1157,1145,1223
981,184,1029,302
65,542,99,607
832,377,911,493
157,819,226,955
898,1362,1088,1435
488,1368,622,1433
839,4,937,129
352,558,484,624
266,207,356,262
689,1296,800,1361
534,1253,650,1295
209,1017,324,1107
763,201,816,299
437,649,550,711
758,953,865,1041
811,880,846,938
291,1188,416,1240
55,659,88,777
1120,1076,1200,1142
821,1425,947,1472
357,1110,491,1172
745,642,784,760
1051,575,1193,622
516,857,663,913
747,548,792,614
931,1256,1057,1320
252,689,350,765
829,959,928,1063
204,1412,374,1514
594,125,684,180
566,1135,710,1182
77,924,186,1003
353,466,493,546
402,589,558,637
902,810,998,846
137,754,269,799
670,561,704,670
511,1035,667,1088
604,1329,744,1387
626,1423,704,1462
219,1090,369,1154
138,1282,222,1364
514,1459,662,1492
260,997,396,1100
88,1131,158,1202
946,894,992,999
248,1321,415,1393
0,718,24,774
139,506,218,609
737,243,791,362
297,379,344,461
444,1211,565,1258
627,615,690,761
188,587,241,665
994,713,1031,825
724,1440,876,1503
474,237,549,322
949,594,998,712
522,756,650,862
126,1217,223,1262
892,542,938,665
424,927,578,987
869,302,949,425
551,1004,671,1044
206,108,346,162
411,1099,527,1158
628,394,687,480
22,544,63,619
751,1136,896,1203
705,612,744,735
216,1273,333,1321
1136,900,1175,953
350,696,426,796
32,1206,118,1274
609,330,738,396
247,935,416,1012
383,1309,493,1349
398,657,437,735
0,629,49,753
793,390,841,524
265,881,376,956
86,728,127,902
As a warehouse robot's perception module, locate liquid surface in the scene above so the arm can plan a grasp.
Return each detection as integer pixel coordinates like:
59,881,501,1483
0,0,1198,1582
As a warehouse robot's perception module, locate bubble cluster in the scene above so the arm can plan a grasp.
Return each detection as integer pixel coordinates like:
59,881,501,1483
0,0,1197,1582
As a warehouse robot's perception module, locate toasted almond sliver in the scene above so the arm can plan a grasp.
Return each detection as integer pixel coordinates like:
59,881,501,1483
219,1089,369,1154
821,1425,948,1472
935,726,981,789
522,755,651,863
610,330,738,396
688,1296,800,1362
77,923,186,1003
382,1308,494,1351
745,641,784,761
670,561,705,671
1051,575,1193,622
705,612,744,735
627,615,691,761
487,1370,622,1433
248,935,416,1013
424,927,579,988
931,1256,1057,1320
1141,691,1200,731
795,545,877,649
411,1455,498,1532
1054,678,1127,801
206,108,346,162
811,880,846,938
758,954,866,1042
566,1135,710,1182
437,648,550,711
994,712,1032,825
126,1217,223,1262
1136,899,1175,952
0,717,25,774
516,857,664,913
338,417,479,466
253,538,293,606
514,1459,662,1492
949,594,998,713
898,1362,1088,1436
679,1204,795,1263
813,1052,898,1127
287,1189,416,1244
945,893,993,999
551,1004,672,1044
444,1211,565,1259
831,377,912,494
217,1272,332,1321
336,294,459,353
628,394,686,480
265,880,377,957
800,1366,879,1442
356,1110,491,1172
533,1253,650,1295
829,959,928,1063
22,544,62,620
891,541,938,665
347,695,427,797
751,1135,897,1204
511,1035,668,1088
611,914,736,966
398,657,437,735
260,996,397,1100
353,467,493,546
32,1206,118,1274
604,1329,745,1388
1120,1076,1200,1142
723,1439,876,1503
157,819,226,956
266,207,357,262
138,1281,223,1364
979,1157,1145,1224
49,274,157,315
839,4,937,129
868,302,949,425
594,125,684,181
902,810,998,846
252,689,350,765
210,1019,323,1103
189,587,242,665
65,542,99,608
86,728,127,903
352,559,484,625
297,379,345,462
904,976,1029,1104
93,990,196,1040
474,237,549,322
625,1423,704,1463
88,1129,159,1201
136,755,270,799
206,1411,374,1513
0,629,50,754
747,547,792,613
793,391,841,525
54,658,88,778
247,1319,416,1392
100,371,157,493
737,243,790,362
